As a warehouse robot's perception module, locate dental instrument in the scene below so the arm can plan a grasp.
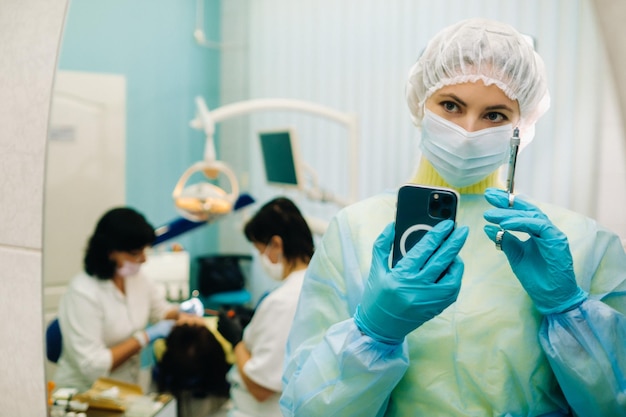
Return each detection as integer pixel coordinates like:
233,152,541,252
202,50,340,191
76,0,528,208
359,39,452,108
506,127,520,207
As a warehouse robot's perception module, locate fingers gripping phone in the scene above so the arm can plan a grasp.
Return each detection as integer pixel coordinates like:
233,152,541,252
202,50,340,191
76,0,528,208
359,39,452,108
391,184,460,268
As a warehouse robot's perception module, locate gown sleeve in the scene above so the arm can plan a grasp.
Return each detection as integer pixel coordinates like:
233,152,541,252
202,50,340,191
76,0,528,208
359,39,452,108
539,228,626,417
280,208,410,417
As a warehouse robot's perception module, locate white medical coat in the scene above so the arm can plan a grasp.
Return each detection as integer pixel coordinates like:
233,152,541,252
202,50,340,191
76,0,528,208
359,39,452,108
54,271,173,391
228,269,306,417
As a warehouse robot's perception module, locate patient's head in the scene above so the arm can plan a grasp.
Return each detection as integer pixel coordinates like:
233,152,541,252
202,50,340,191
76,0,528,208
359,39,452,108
157,323,230,398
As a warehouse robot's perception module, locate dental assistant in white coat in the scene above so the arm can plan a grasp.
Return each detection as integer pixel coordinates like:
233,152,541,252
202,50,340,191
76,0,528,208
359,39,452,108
220,197,314,417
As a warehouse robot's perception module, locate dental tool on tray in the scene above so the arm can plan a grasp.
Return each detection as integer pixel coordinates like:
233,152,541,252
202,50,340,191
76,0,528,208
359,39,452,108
505,127,520,207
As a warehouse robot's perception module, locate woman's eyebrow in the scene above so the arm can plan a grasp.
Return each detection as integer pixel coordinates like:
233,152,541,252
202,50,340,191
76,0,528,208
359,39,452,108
436,93,515,113
485,104,515,112
438,93,467,107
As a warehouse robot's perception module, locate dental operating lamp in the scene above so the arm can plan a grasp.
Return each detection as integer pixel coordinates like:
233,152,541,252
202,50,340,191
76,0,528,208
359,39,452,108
158,96,359,244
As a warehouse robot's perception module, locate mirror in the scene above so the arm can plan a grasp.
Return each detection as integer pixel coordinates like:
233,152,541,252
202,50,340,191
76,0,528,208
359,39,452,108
43,0,226,385
43,0,626,391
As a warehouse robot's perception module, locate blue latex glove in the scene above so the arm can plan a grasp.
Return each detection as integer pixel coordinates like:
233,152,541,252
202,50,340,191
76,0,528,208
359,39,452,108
145,320,176,342
354,220,469,344
179,297,204,317
483,188,587,315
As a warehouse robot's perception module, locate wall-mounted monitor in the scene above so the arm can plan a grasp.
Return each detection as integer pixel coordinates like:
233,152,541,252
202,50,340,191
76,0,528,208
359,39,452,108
258,128,304,189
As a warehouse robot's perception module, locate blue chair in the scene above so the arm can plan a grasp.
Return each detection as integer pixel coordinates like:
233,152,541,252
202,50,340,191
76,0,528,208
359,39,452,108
200,289,252,311
46,318,62,363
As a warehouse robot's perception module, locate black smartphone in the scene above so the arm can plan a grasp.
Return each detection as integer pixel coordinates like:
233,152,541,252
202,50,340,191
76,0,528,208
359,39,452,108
391,184,459,268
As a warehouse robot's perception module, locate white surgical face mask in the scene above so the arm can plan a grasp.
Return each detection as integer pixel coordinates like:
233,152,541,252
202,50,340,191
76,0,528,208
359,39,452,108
117,260,142,278
420,109,513,187
260,246,284,282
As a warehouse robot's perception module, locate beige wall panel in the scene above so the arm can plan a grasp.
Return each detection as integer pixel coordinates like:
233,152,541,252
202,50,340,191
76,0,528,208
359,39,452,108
0,0,69,414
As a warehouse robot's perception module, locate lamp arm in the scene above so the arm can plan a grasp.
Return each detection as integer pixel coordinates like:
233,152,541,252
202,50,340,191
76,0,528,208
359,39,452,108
208,98,353,125
300,162,350,208
191,96,217,161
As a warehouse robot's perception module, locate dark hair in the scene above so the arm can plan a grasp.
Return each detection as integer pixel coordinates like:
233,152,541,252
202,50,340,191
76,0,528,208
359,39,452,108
83,207,155,279
156,324,231,398
243,197,314,264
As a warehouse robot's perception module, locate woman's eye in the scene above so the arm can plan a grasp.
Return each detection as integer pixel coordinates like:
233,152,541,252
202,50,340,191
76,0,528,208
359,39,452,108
441,101,459,112
485,112,507,122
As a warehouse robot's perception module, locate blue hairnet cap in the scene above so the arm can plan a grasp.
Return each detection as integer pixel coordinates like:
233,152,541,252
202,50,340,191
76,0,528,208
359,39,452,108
406,18,551,148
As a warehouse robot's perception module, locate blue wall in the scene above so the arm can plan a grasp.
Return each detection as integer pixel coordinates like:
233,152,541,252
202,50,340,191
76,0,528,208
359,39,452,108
58,0,222,282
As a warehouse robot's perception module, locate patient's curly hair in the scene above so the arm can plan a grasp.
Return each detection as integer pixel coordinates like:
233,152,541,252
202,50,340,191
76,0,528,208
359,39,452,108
156,324,230,398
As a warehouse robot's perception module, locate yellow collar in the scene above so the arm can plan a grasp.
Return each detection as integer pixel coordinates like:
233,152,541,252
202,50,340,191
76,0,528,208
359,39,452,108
410,157,504,194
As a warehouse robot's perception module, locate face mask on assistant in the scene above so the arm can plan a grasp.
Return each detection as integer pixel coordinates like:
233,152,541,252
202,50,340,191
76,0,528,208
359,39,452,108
420,109,513,187
260,244,284,282
117,260,142,278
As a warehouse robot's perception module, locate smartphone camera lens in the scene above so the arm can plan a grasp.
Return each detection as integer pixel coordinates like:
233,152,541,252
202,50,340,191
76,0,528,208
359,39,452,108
429,191,455,219
429,193,442,218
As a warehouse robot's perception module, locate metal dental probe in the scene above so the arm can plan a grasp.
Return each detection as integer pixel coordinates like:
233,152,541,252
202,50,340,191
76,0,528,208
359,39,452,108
506,127,520,207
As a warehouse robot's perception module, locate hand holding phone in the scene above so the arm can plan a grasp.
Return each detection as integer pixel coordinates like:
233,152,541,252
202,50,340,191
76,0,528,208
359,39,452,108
391,184,459,268
354,207,468,344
